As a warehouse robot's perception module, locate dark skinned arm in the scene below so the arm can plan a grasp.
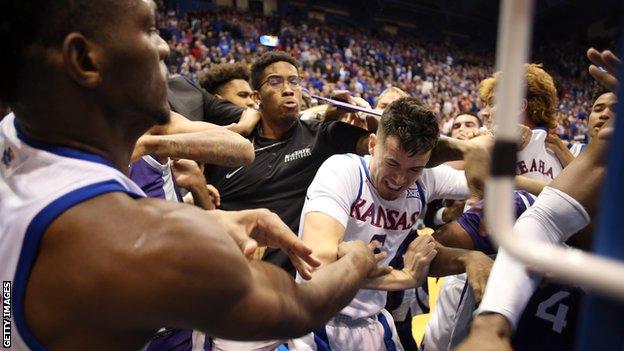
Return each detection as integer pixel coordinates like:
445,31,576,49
25,194,377,349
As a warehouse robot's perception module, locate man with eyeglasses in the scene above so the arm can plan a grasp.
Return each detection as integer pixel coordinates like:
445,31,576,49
205,51,373,351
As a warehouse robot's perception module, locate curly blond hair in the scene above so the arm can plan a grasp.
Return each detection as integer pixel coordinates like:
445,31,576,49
479,64,558,129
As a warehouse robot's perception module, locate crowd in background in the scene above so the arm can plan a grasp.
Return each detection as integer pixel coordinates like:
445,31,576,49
157,5,606,143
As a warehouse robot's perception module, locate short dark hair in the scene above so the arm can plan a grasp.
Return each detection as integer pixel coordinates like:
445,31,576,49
455,112,482,127
201,63,251,94
250,51,300,90
592,89,613,105
378,97,439,155
0,0,123,105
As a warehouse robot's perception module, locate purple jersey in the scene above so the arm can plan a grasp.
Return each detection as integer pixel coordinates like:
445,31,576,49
456,190,536,254
129,155,183,202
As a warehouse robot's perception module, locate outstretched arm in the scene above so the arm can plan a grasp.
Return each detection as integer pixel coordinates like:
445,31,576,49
26,195,378,348
133,111,255,166
457,47,620,351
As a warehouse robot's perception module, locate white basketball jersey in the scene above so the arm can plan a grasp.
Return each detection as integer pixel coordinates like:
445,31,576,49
0,113,144,350
516,128,563,181
299,154,469,319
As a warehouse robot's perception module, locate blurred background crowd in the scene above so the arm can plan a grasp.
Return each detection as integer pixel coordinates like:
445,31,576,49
157,3,613,143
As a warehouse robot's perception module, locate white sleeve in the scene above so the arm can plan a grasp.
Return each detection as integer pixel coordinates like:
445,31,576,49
476,186,591,329
301,154,362,229
420,164,470,201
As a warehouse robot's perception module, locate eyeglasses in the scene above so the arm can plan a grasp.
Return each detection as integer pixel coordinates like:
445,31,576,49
260,75,302,90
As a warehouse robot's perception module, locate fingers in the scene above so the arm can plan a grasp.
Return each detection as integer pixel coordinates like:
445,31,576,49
229,230,258,257
289,252,314,280
587,48,620,91
588,65,619,91
247,209,321,271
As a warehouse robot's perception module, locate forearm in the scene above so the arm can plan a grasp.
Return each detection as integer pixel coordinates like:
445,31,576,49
471,313,512,338
428,243,473,277
140,130,254,166
427,136,467,167
515,175,547,195
362,269,419,291
224,252,370,339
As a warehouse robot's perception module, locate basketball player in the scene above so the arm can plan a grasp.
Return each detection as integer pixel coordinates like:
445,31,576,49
202,62,256,109
450,113,482,141
290,97,492,350
205,52,488,275
479,64,563,181
455,47,620,351
567,91,617,157
0,1,386,350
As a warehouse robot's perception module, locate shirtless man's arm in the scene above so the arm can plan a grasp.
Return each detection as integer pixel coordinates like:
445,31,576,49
26,195,377,350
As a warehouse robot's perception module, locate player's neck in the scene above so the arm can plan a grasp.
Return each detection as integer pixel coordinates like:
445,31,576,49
13,104,140,173
258,116,297,140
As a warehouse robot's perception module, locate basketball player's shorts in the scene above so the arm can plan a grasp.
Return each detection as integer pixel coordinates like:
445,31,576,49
289,309,404,351
211,338,285,351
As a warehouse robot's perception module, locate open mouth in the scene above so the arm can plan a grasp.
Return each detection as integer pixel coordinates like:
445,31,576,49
385,180,402,192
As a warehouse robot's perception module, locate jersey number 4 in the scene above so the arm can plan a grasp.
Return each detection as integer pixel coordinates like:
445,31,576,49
535,291,571,333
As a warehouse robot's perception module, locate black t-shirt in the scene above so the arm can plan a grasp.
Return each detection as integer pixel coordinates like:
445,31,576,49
205,118,370,274
167,75,242,125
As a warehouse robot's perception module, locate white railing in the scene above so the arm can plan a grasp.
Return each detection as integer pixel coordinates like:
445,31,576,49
486,0,624,301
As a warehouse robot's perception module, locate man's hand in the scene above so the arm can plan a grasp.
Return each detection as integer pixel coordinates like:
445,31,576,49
323,90,375,130
172,159,220,210
401,235,438,287
587,48,620,92
460,251,494,303
545,133,574,167
131,135,149,163
207,209,322,279
442,200,466,223
338,240,393,279
454,313,512,351
463,135,493,202
231,108,261,137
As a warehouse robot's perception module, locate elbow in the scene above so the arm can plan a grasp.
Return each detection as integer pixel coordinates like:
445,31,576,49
240,140,255,165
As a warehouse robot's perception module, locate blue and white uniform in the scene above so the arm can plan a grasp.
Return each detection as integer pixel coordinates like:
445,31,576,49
0,113,144,350
291,154,469,351
517,128,563,181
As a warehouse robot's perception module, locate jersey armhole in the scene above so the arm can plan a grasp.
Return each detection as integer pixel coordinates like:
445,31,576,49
12,180,139,351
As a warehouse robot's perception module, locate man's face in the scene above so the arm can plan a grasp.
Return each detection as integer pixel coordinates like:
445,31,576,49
451,114,481,140
217,79,255,108
480,93,527,128
369,134,431,201
256,61,302,124
588,92,617,138
375,92,401,111
100,0,171,127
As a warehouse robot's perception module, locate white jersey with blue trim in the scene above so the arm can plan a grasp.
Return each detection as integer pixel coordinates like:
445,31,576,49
0,113,145,350
516,129,563,181
299,154,469,319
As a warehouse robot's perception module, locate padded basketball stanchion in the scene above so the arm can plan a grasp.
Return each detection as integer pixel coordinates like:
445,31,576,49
576,31,624,351
487,0,624,304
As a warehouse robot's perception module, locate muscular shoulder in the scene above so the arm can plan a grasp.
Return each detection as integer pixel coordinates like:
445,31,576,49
28,192,250,333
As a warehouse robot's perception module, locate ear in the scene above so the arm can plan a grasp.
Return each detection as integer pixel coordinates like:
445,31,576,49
368,133,377,156
62,33,102,88
252,91,261,106
520,98,528,113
